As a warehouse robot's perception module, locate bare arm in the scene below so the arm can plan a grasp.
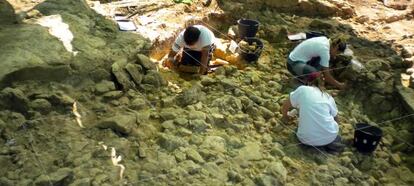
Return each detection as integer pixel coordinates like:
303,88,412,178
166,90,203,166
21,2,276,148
322,67,344,89
168,50,178,59
199,47,210,75
281,98,292,120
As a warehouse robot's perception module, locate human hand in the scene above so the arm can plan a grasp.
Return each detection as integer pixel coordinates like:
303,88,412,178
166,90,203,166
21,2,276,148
337,82,346,90
281,115,292,124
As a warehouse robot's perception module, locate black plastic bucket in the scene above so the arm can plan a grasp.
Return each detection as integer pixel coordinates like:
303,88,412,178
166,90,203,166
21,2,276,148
238,37,264,62
238,19,260,39
354,123,383,153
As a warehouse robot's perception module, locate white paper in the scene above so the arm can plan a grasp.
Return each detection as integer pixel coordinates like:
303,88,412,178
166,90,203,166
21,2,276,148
229,40,238,53
288,33,306,41
117,20,137,31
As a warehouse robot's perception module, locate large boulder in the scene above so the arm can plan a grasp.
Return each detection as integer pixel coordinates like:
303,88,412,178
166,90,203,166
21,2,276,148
96,114,138,136
0,87,29,113
0,0,16,24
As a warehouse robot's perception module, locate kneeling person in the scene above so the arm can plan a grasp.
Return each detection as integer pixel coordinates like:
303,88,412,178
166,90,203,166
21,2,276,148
281,72,344,153
287,35,347,90
165,25,216,74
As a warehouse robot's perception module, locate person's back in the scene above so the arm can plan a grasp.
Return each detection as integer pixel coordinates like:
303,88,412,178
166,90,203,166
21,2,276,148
289,36,330,68
290,86,338,146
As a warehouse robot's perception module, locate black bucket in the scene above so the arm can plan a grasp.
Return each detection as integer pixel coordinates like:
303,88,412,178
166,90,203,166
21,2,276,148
354,123,383,153
238,37,264,62
238,19,260,39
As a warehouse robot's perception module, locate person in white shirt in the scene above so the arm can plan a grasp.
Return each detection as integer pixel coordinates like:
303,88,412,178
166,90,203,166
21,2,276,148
164,25,216,74
281,71,344,152
287,35,347,90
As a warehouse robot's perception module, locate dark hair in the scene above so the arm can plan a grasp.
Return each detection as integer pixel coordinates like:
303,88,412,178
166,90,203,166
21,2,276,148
184,26,201,45
338,42,347,52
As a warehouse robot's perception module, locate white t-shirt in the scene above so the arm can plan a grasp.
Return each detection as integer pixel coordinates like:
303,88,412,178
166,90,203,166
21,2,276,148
288,37,330,68
172,25,216,52
290,86,339,146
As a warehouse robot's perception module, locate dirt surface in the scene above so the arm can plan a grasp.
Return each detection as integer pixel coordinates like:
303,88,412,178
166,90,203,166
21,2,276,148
0,0,413,185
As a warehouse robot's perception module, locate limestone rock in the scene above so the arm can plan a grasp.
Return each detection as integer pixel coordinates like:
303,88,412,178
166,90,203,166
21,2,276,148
95,80,116,94
211,95,243,114
29,99,52,114
200,136,226,153
255,174,282,186
136,54,156,70
266,162,287,183
0,87,29,113
96,114,137,136
130,97,147,110
188,119,210,133
186,148,205,163
176,85,205,106
34,168,74,186
237,142,262,161
125,63,144,85
158,133,187,151
112,62,135,90
142,70,166,88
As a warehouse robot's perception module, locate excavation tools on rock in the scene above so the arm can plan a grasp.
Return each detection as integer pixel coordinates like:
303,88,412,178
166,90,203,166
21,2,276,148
72,101,84,128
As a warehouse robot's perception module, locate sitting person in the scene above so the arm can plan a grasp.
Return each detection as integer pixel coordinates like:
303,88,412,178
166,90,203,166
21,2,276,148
164,25,216,74
287,34,348,90
281,71,344,153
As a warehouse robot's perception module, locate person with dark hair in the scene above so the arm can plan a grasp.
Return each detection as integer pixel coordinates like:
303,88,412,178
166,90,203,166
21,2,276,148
281,72,344,153
164,25,216,74
287,34,348,90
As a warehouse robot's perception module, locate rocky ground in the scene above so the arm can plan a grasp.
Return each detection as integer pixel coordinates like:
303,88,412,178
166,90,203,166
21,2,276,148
0,0,413,185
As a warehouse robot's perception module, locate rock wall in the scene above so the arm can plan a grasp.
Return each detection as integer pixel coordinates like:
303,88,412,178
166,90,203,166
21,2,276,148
0,0,16,24
0,0,151,88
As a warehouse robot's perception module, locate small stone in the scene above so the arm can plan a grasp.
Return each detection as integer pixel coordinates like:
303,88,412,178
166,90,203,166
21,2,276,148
125,63,144,85
29,99,52,113
130,98,147,110
282,157,301,170
161,120,176,130
95,80,116,94
186,149,205,163
270,143,285,157
255,174,281,186
236,142,262,161
96,114,137,136
334,177,349,186
102,91,123,99
390,153,401,165
188,119,210,133
176,85,205,106
200,76,216,86
142,70,166,88
174,150,187,162
112,62,135,90
0,87,29,113
188,111,206,120
158,133,187,151
34,168,73,186
266,162,287,183
159,108,179,121
136,54,156,70
174,118,188,126
200,136,226,153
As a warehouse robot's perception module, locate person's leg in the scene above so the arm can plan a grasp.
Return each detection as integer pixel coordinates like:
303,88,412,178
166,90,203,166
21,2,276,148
307,56,322,71
323,135,345,153
181,48,202,66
